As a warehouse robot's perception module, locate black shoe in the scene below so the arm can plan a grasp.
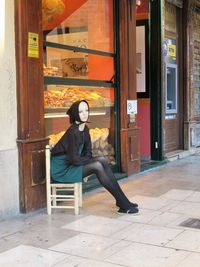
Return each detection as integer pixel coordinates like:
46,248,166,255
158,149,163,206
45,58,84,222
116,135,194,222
118,207,140,215
116,202,138,208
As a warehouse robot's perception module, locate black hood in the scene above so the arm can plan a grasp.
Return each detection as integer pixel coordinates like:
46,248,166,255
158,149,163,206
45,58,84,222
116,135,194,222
66,100,89,124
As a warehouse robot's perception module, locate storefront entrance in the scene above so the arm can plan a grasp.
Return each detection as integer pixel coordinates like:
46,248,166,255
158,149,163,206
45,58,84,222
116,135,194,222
15,0,140,212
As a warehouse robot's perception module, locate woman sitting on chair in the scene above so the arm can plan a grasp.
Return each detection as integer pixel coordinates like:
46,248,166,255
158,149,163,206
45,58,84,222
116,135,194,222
51,100,139,214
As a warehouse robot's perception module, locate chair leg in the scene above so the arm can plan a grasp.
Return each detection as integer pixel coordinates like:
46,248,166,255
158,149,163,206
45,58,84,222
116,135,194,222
52,187,57,206
46,145,52,215
79,183,83,207
47,203,51,215
74,183,79,215
46,179,52,215
47,186,52,215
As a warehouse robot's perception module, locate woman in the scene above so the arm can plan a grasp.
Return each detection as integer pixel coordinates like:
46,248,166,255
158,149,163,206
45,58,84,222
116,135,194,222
51,100,139,214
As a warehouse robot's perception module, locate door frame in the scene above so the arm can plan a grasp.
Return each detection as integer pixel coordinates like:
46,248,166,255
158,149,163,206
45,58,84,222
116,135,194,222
149,0,164,161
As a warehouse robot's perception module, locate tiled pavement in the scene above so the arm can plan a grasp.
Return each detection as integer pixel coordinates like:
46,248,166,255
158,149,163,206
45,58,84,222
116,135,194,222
0,153,200,266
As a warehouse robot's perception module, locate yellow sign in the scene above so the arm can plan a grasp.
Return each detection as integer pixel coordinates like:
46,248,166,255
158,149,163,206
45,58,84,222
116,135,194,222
28,32,39,58
168,44,176,57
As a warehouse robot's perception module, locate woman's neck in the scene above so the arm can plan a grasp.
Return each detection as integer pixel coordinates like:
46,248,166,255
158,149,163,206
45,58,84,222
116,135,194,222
76,122,85,131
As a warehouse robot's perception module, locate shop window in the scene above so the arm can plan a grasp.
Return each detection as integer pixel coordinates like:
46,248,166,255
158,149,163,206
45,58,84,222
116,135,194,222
42,0,117,167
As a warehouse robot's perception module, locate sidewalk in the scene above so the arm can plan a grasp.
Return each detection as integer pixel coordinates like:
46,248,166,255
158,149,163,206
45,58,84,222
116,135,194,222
0,152,200,267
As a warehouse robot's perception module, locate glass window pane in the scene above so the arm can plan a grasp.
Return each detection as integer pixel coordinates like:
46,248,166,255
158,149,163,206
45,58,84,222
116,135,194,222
166,64,177,113
42,0,114,53
43,47,114,81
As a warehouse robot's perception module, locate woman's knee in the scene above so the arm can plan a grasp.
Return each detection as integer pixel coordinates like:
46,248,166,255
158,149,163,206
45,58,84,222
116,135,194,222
83,161,104,177
91,161,105,176
95,156,108,166
93,160,104,170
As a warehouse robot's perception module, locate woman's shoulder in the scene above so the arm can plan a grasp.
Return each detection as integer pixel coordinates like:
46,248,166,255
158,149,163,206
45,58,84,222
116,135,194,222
66,123,80,136
58,124,76,140
67,123,89,135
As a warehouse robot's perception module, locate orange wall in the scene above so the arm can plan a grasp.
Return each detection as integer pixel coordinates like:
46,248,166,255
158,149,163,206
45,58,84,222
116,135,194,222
88,55,114,80
87,0,114,81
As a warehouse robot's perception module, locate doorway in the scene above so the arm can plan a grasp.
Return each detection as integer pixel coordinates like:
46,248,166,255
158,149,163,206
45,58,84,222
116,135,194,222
136,19,151,169
164,2,183,153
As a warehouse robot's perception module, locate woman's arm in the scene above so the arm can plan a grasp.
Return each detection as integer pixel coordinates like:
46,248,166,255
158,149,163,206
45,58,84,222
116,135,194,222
67,127,91,166
81,127,92,159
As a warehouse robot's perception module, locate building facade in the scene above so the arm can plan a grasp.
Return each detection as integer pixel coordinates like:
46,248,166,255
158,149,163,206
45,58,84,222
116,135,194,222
0,0,200,219
0,0,19,218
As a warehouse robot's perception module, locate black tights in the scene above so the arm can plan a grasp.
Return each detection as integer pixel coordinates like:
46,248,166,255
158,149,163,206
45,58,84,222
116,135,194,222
83,157,131,210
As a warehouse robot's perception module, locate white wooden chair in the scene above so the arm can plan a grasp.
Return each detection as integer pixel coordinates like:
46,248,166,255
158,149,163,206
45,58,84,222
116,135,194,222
45,145,82,215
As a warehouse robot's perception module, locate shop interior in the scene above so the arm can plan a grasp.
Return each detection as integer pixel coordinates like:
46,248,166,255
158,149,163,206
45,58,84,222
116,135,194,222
42,0,162,175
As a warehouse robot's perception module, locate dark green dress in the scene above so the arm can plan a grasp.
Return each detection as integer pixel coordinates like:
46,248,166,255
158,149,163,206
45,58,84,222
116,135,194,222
50,144,83,183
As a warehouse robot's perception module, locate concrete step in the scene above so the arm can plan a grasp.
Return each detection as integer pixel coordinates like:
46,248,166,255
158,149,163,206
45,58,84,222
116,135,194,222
165,147,200,161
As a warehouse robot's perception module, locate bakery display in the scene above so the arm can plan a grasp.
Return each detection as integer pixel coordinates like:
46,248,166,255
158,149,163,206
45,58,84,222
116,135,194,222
43,64,63,77
43,57,88,77
48,127,116,165
42,0,65,24
48,131,65,147
90,128,115,165
44,87,113,108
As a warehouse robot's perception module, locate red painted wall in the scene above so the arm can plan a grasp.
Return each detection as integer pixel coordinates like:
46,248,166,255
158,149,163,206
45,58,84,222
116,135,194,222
137,99,150,160
136,0,149,14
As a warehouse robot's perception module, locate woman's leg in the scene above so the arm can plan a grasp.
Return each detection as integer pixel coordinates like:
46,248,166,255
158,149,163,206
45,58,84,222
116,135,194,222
83,160,131,210
89,157,137,206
